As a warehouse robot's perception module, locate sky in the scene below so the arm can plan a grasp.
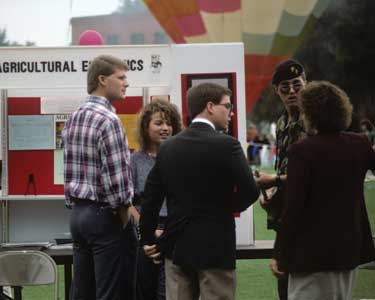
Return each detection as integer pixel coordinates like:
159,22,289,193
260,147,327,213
0,0,120,46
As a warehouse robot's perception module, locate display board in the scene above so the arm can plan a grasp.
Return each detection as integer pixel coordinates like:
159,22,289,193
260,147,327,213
6,96,142,196
0,43,253,245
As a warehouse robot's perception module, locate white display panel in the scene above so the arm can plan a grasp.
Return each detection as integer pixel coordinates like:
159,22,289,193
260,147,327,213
0,43,253,245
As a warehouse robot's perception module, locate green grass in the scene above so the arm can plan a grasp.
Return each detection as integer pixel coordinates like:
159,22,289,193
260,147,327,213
12,267,65,299
13,181,375,300
235,180,375,300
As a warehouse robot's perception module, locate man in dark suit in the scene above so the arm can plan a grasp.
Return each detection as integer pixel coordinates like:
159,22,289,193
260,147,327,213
140,83,259,300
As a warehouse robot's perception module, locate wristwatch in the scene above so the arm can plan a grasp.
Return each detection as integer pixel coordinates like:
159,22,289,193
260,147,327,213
275,174,282,188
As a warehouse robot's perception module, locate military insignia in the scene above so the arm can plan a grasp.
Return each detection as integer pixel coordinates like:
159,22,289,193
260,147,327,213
290,66,298,74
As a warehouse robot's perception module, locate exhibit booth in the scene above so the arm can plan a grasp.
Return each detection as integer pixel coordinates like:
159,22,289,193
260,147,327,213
0,43,253,245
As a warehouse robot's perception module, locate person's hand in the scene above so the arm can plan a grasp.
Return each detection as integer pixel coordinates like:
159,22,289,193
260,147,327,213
155,229,163,238
270,258,285,278
259,187,278,209
129,206,140,226
256,173,276,189
259,194,270,210
143,244,162,264
118,206,131,227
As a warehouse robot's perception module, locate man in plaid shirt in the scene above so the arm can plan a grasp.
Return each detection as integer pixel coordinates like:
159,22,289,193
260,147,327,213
63,55,134,300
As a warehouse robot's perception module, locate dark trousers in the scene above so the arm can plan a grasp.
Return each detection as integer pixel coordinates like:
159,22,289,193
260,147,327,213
277,274,288,300
136,247,165,300
274,230,288,300
70,201,136,300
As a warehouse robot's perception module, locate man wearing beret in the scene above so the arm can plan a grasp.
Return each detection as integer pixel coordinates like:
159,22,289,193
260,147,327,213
256,59,307,300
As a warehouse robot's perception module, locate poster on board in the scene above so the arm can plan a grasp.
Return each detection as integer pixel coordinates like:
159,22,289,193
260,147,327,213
9,115,55,150
54,114,69,149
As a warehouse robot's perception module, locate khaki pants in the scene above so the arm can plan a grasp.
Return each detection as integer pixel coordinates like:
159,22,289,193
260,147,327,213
164,258,236,300
288,268,357,300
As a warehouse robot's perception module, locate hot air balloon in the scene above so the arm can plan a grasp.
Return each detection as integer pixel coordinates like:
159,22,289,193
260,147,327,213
143,0,332,115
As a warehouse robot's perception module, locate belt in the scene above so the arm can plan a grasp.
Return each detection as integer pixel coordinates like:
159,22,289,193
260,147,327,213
70,197,110,207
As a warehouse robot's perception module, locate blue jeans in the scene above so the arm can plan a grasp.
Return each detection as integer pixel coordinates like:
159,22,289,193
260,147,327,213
70,201,136,300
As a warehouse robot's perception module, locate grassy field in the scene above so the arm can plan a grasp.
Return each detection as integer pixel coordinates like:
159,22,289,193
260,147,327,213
236,179,375,300
17,181,375,299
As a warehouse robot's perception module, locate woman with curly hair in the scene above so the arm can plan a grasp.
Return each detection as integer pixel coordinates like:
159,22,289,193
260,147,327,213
130,99,182,300
272,81,375,300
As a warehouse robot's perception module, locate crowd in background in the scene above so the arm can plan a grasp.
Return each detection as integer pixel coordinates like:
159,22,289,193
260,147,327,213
247,117,375,169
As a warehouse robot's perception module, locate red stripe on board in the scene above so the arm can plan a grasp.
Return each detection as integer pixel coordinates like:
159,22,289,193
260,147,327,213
181,74,189,127
8,98,41,115
198,0,241,13
112,96,143,114
173,13,206,37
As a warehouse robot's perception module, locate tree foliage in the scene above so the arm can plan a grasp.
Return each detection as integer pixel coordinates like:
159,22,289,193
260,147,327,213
0,28,9,46
0,28,35,47
251,0,375,124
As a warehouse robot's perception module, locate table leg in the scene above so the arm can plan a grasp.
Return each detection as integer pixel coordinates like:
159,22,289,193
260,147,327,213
64,263,72,300
13,287,22,300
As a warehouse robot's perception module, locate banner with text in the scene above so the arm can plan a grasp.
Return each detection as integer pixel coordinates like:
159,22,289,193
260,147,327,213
0,46,171,89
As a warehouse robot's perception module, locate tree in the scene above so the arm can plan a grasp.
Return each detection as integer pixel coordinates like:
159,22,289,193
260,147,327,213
252,0,375,124
0,28,35,47
0,28,9,46
296,0,375,122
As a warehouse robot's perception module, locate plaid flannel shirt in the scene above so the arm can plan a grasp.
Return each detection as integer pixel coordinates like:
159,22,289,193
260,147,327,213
62,95,133,209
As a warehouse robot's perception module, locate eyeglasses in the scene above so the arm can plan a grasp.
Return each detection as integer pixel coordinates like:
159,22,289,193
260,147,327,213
216,103,234,113
278,81,304,95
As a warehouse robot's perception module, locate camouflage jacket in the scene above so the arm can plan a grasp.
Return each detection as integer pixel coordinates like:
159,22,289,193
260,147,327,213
275,112,306,175
267,112,306,230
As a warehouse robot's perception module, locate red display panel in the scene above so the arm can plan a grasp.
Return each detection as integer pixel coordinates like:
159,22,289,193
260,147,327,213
7,96,142,195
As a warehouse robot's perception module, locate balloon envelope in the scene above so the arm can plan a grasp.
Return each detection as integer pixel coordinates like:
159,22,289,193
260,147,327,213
143,0,332,113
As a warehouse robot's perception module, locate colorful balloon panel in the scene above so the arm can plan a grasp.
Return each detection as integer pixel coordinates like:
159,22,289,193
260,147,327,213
143,0,332,113
198,0,241,13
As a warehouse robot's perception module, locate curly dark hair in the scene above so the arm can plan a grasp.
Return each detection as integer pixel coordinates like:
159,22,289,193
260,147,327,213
300,81,352,134
136,99,182,151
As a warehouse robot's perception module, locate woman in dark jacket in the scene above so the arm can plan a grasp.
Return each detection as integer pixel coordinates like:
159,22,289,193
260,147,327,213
272,81,375,300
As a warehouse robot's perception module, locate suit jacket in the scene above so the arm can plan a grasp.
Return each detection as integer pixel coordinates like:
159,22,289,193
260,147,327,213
274,132,375,273
140,122,259,270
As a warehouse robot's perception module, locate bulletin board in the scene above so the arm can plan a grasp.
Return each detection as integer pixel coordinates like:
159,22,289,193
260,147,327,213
4,95,142,196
